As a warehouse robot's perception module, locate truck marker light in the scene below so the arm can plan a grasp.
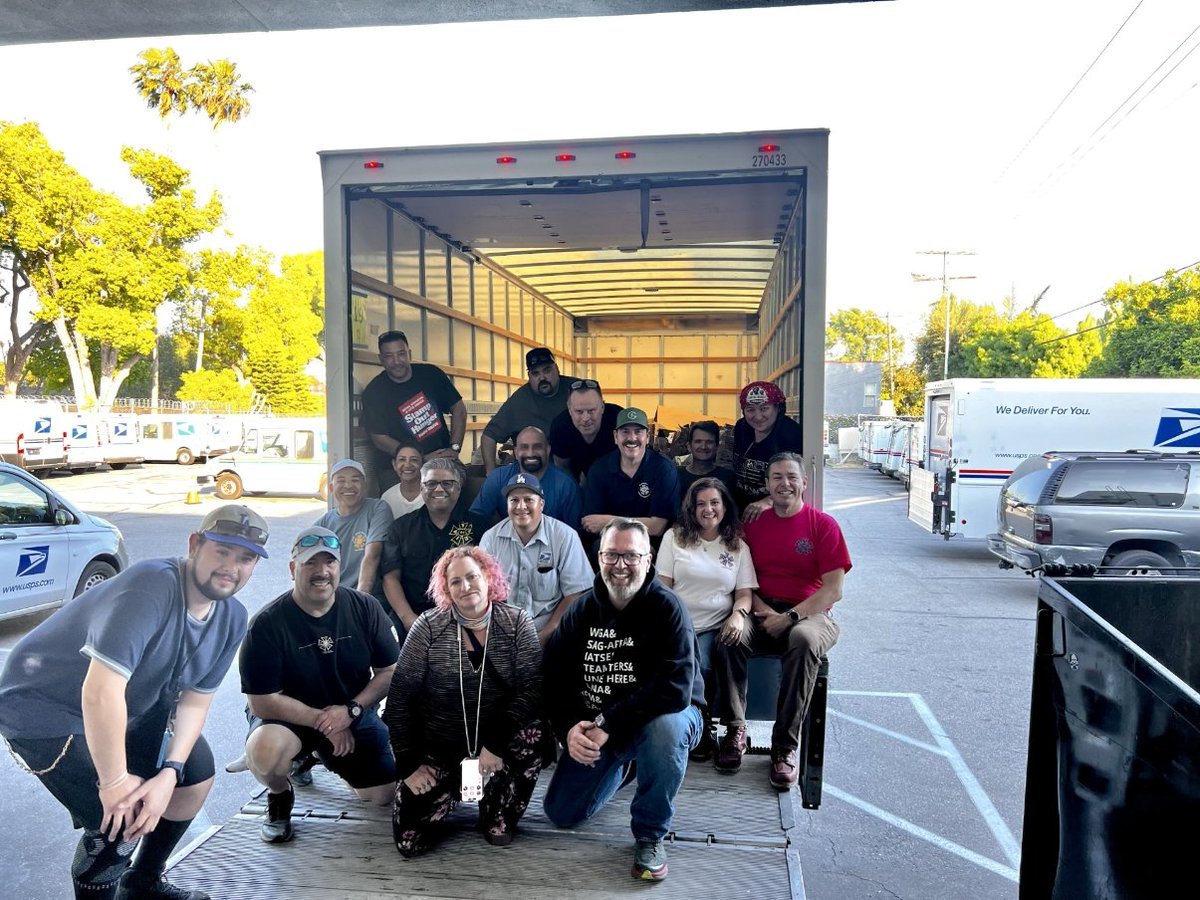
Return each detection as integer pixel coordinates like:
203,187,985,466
555,154,576,162
362,160,384,169
614,151,636,160
496,156,518,165
759,144,781,152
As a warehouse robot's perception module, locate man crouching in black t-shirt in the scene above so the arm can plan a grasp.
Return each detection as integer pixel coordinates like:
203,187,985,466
241,526,400,844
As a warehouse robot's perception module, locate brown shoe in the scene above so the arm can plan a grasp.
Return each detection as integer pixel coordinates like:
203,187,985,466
714,725,749,773
769,747,798,790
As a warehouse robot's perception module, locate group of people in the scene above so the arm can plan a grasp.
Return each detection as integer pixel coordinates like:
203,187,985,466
0,331,850,899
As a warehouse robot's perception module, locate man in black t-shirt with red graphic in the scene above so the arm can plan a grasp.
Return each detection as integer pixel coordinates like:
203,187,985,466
361,330,467,492
241,526,399,845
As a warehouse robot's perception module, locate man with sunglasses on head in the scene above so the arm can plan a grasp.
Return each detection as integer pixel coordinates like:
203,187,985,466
314,459,392,612
480,347,569,474
0,505,269,900
549,378,623,484
241,526,399,846
542,518,704,883
380,458,488,639
361,330,467,492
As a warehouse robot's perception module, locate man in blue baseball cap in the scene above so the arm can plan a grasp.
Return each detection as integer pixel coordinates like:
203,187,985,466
0,504,269,900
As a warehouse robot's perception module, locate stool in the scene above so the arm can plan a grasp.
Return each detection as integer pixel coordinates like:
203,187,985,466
744,654,829,810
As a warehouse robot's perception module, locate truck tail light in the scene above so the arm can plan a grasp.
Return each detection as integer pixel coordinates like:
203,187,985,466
16,433,24,456
1034,514,1053,544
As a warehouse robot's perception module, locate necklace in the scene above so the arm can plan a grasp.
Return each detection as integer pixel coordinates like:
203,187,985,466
458,621,490,759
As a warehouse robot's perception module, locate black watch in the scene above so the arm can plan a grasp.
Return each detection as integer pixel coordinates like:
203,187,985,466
161,760,185,785
786,609,801,623
346,701,363,720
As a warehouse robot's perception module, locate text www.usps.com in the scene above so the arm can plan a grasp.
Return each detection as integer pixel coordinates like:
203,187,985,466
2,579,53,594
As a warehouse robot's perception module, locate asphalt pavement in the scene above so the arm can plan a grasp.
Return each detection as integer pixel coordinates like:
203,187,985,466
0,462,1038,899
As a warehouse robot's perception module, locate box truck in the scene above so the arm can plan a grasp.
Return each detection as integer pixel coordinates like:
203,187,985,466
908,378,1200,540
318,130,825,503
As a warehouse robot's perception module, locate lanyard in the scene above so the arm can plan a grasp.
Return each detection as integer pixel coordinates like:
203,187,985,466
457,622,490,760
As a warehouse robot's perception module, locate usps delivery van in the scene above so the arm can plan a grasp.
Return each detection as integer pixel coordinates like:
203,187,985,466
99,414,145,469
908,377,1200,540
0,399,67,475
139,413,233,465
197,417,329,500
64,413,106,474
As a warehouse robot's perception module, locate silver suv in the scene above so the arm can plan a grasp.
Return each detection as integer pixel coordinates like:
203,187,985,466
987,451,1200,572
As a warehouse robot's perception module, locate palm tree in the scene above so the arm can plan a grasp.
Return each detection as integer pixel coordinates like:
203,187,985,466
130,48,253,129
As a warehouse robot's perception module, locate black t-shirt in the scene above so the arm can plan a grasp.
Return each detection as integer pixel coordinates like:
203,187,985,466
240,587,399,710
381,507,489,613
677,465,737,501
549,402,622,482
360,363,462,457
583,449,681,522
731,414,804,509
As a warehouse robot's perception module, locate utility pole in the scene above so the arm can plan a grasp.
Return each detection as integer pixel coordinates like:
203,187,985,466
913,250,976,380
885,312,895,397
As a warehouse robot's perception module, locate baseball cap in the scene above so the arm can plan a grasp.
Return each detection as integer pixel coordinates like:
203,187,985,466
615,407,649,430
526,347,555,370
329,458,365,479
739,380,786,408
199,505,270,558
291,525,342,565
502,471,545,498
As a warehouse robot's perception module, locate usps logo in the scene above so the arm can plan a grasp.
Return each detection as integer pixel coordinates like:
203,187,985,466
34,417,52,435
179,423,196,436
113,423,128,438
18,546,50,577
72,425,88,440
1153,408,1200,449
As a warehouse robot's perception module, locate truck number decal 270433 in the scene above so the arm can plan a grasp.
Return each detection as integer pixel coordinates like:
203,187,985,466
751,152,787,167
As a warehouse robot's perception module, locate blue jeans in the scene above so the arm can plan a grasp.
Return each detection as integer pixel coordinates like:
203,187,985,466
543,706,703,841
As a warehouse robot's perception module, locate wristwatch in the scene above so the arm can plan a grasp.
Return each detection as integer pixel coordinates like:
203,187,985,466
346,701,363,720
450,442,462,452
786,609,801,623
161,760,186,785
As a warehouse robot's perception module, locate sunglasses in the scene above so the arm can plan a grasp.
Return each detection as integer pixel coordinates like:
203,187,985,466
379,330,408,345
294,534,341,551
206,518,268,546
568,378,600,393
422,479,461,492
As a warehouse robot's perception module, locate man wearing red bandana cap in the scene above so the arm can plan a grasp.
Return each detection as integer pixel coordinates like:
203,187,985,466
731,380,803,517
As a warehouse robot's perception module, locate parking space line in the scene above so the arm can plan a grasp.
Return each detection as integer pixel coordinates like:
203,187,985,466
824,784,1019,883
829,689,1022,871
828,709,944,755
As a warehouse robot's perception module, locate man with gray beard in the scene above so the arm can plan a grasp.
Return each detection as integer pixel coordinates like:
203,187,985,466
542,518,705,882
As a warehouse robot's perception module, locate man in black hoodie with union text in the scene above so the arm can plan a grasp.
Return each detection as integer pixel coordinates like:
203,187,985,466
542,518,704,883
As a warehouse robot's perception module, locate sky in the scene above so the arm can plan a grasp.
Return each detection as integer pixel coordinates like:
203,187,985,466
1,0,1197,352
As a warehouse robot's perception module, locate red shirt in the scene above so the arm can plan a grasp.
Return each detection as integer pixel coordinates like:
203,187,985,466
744,504,852,606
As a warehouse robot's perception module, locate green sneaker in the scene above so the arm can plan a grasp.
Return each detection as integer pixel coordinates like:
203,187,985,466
631,838,668,881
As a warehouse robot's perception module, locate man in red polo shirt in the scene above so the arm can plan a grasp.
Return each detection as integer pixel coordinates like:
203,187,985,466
713,451,850,790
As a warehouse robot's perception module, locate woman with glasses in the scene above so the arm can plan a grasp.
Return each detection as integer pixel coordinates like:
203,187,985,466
384,546,554,856
655,478,757,761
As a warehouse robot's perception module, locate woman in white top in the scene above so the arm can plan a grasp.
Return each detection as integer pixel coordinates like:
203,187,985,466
381,441,425,519
657,477,757,760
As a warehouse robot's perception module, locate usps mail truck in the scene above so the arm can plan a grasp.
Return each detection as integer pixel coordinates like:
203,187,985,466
908,378,1200,540
0,399,67,475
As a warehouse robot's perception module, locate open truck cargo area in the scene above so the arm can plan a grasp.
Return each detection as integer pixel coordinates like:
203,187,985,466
320,129,824,502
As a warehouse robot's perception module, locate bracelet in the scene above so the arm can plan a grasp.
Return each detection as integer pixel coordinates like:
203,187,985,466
97,771,130,791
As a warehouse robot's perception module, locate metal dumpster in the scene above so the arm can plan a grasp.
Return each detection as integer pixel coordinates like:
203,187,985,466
1020,575,1200,899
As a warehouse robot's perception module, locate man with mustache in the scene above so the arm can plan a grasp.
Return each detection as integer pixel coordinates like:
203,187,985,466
240,526,399,845
0,505,269,900
470,425,582,526
480,348,569,474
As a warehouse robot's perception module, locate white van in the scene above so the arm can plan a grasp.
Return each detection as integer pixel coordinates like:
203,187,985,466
197,417,328,500
99,413,145,469
64,413,106,474
0,399,67,475
139,413,227,465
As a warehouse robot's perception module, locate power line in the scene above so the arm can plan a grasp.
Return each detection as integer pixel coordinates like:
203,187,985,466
1034,20,1200,194
1048,257,1200,322
998,0,1144,181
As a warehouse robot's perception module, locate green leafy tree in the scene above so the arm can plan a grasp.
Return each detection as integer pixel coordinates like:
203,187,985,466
889,363,925,416
959,310,1102,378
177,367,254,409
0,122,89,395
130,48,254,128
1086,270,1200,377
826,307,904,362
912,294,999,381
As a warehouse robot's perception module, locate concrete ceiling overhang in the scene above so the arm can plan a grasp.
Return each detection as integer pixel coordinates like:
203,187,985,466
0,0,878,47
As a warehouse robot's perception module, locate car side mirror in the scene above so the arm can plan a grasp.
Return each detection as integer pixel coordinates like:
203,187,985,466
54,508,71,526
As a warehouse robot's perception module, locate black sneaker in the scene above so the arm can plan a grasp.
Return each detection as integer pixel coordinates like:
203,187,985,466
115,869,210,900
631,838,668,881
261,785,295,843
291,753,317,787
689,718,716,762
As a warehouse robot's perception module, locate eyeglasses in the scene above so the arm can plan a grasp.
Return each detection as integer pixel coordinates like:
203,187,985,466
206,518,268,546
294,534,340,551
568,378,601,393
598,550,648,566
422,479,461,492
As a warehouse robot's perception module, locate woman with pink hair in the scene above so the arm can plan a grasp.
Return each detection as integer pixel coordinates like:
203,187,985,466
383,545,554,856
